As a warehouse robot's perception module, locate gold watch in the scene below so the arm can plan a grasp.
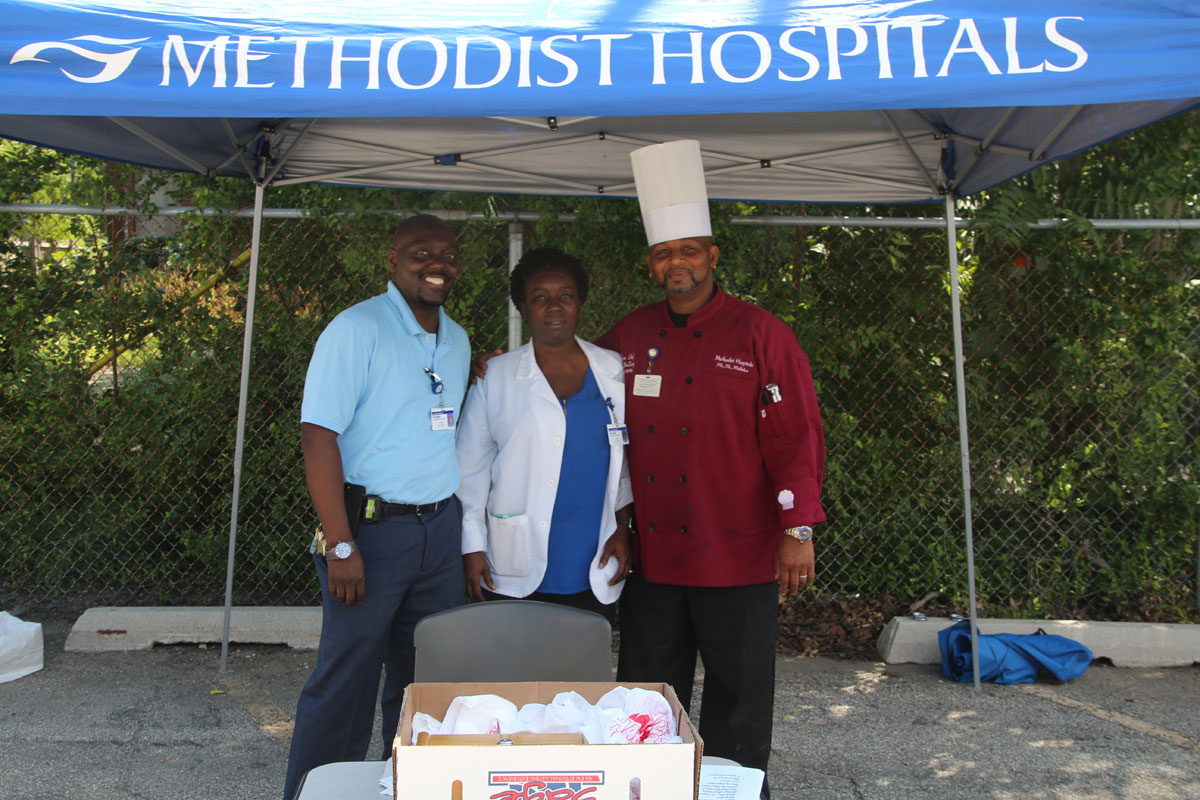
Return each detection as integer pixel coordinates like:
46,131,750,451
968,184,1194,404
783,526,813,543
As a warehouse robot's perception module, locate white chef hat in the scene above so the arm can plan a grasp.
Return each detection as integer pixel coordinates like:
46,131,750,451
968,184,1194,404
630,139,711,246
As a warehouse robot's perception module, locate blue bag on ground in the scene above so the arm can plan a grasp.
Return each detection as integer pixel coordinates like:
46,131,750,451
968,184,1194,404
938,620,1093,684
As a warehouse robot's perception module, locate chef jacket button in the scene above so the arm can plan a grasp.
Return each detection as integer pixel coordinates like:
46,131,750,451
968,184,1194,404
680,427,688,435
554,436,562,443
539,521,547,527
648,524,656,533
686,376,693,384
547,478,555,486
681,525,688,533
680,475,687,483
693,330,701,338
647,474,655,483
648,425,654,433
659,329,667,337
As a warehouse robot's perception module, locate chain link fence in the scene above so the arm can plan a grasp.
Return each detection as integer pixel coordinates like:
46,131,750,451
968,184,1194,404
1,203,1196,619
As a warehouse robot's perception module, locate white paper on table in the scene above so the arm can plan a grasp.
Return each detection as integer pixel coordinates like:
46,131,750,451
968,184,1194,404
697,764,765,800
378,757,393,797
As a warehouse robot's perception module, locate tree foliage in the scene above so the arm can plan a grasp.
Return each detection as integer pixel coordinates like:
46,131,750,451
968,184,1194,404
0,112,1197,617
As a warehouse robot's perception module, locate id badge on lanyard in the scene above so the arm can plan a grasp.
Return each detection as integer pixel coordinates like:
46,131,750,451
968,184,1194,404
604,397,628,445
425,367,456,430
632,346,663,397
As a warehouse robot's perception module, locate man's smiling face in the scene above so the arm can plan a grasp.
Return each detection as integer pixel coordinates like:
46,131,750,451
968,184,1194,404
647,236,717,298
388,218,461,313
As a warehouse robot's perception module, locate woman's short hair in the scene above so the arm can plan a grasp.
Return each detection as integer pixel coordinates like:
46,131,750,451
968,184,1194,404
509,247,590,307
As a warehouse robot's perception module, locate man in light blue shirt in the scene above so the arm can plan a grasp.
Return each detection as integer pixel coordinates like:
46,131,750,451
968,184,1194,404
284,214,470,800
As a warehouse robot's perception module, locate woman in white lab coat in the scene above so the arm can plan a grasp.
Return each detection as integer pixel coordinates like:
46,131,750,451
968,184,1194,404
455,248,633,620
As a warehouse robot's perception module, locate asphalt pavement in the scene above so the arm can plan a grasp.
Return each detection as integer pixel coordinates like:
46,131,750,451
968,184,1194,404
2,613,1199,799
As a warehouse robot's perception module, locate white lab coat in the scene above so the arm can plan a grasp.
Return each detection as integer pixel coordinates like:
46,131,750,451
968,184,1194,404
455,338,633,604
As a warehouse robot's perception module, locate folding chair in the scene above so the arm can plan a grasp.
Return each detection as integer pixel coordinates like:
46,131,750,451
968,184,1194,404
414,599,614,682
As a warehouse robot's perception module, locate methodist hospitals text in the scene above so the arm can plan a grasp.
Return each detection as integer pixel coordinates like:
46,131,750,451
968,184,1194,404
15,17,1089,90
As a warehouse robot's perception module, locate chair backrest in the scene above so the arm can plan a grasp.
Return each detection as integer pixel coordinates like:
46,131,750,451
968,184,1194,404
413,600,613,683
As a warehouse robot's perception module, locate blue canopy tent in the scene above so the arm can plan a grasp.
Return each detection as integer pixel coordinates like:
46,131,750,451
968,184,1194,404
3,0,1199,684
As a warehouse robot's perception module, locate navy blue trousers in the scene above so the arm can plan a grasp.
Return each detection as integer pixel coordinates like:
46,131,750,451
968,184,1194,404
282,497,464,800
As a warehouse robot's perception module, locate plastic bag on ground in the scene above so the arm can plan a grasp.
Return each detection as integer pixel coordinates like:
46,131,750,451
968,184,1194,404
0,611,43,683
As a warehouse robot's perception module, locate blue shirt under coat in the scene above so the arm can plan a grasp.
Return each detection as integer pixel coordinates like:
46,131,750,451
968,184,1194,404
539,366,610,595
301,281,469,504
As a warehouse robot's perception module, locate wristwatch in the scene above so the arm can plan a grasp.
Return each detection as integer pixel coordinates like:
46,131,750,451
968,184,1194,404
783,526,813,543
326,539,359,561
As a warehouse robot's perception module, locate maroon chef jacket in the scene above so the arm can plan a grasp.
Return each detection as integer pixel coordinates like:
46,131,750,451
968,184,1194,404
596,287,826,587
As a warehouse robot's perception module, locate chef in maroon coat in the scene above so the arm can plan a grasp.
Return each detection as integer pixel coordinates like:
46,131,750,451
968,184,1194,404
597,140,826,796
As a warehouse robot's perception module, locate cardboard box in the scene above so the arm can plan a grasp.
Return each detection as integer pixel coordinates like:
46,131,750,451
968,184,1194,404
394,681,702,799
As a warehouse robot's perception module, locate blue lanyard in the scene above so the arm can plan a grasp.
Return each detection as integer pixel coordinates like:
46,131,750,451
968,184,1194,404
424,367,445,407
603,396,619,426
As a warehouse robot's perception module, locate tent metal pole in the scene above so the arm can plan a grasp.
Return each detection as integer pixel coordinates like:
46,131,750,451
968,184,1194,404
881,110,940,194
219,182,266,674
950,107,1019,190
507,222,525,350
264,119,319,186
219,118,258,177
944,193,982,692
1031,105,1085,161
106,117,211,174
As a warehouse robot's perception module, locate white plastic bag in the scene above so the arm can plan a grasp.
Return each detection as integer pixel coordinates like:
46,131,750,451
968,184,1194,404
0,611,43,683
544,691,604,743
439,694,517,735
409,712,442,744
513,702,547,733
599,687,677,743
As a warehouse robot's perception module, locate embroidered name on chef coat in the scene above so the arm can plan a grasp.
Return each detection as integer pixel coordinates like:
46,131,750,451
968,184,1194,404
714,354,755,373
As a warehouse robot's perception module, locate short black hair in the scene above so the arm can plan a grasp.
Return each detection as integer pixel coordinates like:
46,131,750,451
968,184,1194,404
392,213,454,247
509,247,590,308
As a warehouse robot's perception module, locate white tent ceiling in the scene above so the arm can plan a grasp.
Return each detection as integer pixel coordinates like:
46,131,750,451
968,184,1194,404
8,100,1198,203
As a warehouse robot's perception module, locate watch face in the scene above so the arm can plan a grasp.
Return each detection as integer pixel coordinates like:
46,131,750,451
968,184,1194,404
333,541,353,559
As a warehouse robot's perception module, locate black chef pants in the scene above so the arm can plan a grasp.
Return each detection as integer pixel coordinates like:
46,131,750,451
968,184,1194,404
616,574,778,786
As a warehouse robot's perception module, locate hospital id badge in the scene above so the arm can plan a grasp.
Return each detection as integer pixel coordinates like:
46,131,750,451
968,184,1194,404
632,374,662,397
607,424,629,446
430,407,456,430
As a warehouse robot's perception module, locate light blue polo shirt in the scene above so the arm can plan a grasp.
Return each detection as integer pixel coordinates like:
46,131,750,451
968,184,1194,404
301,282,470,504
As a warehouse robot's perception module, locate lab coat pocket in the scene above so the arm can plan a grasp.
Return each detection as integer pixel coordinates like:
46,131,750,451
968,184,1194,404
486,513,533,577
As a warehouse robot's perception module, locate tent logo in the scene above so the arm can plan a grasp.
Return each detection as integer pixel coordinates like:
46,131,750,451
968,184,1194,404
10,36,147,84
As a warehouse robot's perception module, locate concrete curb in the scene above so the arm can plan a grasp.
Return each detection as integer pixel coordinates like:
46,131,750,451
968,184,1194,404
64,606,321,651
877,616,1200,668
63,608,1200,668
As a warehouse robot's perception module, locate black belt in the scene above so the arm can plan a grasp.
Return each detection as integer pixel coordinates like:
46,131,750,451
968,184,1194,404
380,497,451,518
